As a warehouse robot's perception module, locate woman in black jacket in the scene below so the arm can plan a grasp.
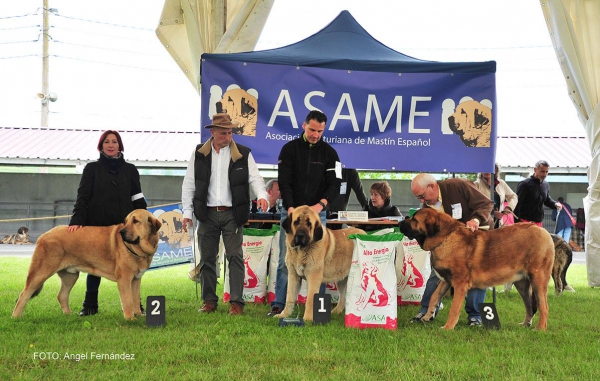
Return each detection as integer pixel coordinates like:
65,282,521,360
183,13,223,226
361,181,402,231
68,130,147,316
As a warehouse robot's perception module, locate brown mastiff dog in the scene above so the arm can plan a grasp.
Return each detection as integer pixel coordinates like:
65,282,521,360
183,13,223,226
276,205,365,322
550,233,573,295
13,209,161,320
399,208,554,330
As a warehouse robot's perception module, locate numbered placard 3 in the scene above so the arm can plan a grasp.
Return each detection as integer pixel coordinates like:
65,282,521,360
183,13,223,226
479,302,500,330
146,296,166,327
313,293,331,325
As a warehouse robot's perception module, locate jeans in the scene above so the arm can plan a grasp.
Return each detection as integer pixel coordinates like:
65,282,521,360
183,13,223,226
271,209,327,309
418,272,486,320
557,227,572,242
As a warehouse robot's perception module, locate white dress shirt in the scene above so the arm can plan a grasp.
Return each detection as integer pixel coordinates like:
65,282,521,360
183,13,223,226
181,142,267,220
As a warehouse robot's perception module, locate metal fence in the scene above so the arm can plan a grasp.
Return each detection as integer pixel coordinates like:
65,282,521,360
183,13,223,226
0,200,180,240
1,201,585,249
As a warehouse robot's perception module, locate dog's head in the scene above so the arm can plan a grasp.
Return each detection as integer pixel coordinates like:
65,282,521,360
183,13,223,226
399,208,449,251
120,209,162,256
447,100,491,148
282,205,324,248
16,227,30,241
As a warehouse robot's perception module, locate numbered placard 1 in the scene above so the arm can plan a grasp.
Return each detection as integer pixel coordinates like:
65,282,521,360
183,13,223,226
313,293,331,325
479,302,500,330
146,296,166,327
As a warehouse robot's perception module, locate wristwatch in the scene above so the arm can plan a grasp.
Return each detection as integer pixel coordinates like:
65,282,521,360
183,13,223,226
318,201,327,209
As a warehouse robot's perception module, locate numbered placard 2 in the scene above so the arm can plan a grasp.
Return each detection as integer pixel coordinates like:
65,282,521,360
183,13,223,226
479,302,500,330
313,293,331,325
146,296,166,327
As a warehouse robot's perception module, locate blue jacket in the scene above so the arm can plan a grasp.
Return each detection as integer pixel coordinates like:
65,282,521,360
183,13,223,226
552,202,574,232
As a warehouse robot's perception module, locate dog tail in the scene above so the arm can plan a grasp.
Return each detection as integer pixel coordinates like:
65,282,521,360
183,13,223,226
31,284,44,299
15,284,44,305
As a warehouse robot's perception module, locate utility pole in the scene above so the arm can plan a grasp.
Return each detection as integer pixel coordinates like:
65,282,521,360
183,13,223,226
41,0,50,127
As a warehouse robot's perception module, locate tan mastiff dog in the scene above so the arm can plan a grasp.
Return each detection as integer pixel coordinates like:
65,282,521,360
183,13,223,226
13,209,161,320
275,205,365,322
399,208,554,330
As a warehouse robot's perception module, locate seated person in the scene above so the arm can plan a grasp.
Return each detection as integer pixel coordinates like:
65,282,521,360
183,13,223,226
249,179,280,228
361,181,402,231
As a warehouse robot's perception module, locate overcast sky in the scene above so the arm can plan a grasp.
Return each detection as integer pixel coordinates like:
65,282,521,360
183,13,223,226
0,0,583,137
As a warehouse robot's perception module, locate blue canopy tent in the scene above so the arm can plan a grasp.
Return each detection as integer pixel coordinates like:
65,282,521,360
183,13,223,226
200,11,497,173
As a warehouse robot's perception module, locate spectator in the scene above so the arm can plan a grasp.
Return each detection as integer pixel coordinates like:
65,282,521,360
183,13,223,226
327,168,368,219
249,179,281,229
360,181,402,231
68,130,147,317
251,179,280,214
552,197,574,242
513,160,562,226
409,173,493,327
268,110,341,317
181,113,267,315
473,163,518,228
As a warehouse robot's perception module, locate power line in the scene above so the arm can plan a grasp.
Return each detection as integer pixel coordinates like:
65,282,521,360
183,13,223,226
52,54,177,73
53,40,164,57
0,25,40,31
0,54,38,60
0,12,41,20
54,13,153,31
52,25,151,42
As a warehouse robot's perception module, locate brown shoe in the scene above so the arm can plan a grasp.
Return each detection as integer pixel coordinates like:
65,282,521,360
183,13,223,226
199,302,217,313
229,303,243,315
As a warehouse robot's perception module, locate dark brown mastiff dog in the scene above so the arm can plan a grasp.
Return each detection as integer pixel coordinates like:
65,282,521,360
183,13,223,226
275,205,365,322
399,208,554,330
13,209,161,320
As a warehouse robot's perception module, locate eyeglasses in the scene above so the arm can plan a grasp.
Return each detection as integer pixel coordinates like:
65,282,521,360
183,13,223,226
415,184,430,200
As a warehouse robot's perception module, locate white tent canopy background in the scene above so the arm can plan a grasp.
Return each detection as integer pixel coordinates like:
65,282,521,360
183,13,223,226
156,0,274,93
541,0,600,286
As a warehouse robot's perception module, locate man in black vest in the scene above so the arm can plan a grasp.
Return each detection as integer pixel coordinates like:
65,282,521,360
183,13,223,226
182,113,267,315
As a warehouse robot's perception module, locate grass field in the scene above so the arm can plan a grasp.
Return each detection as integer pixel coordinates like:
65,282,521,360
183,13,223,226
2,256,599,380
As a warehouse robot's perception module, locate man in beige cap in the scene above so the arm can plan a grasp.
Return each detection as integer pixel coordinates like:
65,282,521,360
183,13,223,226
182,113,267,315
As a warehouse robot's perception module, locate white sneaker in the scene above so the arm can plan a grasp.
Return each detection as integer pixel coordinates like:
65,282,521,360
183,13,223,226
564,285,575,292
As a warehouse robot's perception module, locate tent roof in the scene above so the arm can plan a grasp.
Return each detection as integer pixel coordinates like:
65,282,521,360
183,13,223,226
203,10,496,73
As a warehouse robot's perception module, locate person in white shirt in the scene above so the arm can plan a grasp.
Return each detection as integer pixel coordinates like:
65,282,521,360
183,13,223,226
181,113,267,316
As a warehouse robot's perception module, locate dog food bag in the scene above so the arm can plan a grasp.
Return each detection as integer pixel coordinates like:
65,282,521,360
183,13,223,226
223,227,277,304
345,233,400,330
396,236,431,305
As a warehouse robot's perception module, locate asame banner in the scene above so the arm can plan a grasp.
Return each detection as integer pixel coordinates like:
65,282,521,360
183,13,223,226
148,204,193,270
200,59,496,173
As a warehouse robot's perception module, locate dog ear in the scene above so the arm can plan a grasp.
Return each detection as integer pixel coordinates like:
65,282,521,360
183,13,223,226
474,108,490,127
313,222,324,242
425,216,440,237
282,212,292,234
149,216,162,235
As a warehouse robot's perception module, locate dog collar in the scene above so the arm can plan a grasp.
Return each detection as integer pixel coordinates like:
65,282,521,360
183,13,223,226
124,242,143,258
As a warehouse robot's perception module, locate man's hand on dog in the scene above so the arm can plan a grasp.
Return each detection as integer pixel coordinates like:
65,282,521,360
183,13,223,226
465,218,480,232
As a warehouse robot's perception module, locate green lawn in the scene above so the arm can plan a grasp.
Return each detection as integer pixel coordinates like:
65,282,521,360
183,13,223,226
2,256,598,380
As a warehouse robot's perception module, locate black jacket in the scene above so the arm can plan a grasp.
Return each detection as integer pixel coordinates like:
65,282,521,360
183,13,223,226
70,153,146,227
514,175,557,223
278,134,340,209
328,168,368,217
360,199,401,232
